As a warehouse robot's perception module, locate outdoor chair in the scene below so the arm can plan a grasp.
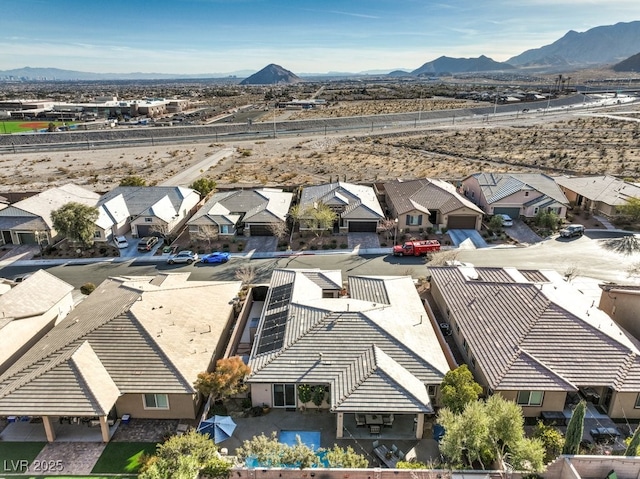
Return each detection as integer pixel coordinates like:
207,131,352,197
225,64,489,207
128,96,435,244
383,414,394,427
397,450,405,460
370,425,381,435
356,414,366,427
391,444,398,453
372,440,379,448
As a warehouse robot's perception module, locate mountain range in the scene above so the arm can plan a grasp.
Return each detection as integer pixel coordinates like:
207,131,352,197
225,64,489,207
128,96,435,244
1,21,639,82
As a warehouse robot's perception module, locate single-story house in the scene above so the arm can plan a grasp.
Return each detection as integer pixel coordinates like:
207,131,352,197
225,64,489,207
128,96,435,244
96,186,200,241
299,182,384,233
247,269,452,439
0,270,74,374
187,188,292,239
599,284,640,339
0,272,241,442
383,178,484,231
461,173,568,219
428,266,640,419
0,184,100,246
554,175,640,217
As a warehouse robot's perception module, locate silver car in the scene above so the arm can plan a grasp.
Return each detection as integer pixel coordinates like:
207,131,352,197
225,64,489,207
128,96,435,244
167,250,199,264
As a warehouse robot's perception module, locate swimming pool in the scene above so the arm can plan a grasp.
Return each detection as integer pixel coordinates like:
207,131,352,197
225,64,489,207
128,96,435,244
279,430,321,450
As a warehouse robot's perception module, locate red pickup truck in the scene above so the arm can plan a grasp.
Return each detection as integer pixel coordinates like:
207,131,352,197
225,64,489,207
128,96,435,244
392,240,441,256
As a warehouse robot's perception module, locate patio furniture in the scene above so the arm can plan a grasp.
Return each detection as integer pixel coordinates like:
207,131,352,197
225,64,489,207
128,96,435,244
366,414,384,425
370,425,381,435
397,450,405,460
590,427,621,444
391,444,398,453
356,414,366,427
382,414,394,427
373,444,399,468
372,440,379,448
541,411,566,426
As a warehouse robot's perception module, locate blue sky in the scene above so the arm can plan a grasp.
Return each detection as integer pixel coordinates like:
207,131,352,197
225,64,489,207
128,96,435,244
2,0,639,74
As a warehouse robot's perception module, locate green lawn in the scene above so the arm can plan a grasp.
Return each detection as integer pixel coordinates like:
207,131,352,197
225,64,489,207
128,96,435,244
91,441,157,474
0,120,76,134
0,441,46,471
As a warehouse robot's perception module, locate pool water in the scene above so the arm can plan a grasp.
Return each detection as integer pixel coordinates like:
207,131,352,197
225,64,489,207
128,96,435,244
279,430,321,450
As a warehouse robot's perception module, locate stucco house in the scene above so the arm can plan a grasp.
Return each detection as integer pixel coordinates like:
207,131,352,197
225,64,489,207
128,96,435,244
187,188,292,239
0,270,74,374
599,284,640,340
428,266,640,419
461,173,568,219
95,186,200,241
0,273,240,442
383,178,484,231
554,175,640,218
299,182,384,233
0,184,99,246
247,269,452,439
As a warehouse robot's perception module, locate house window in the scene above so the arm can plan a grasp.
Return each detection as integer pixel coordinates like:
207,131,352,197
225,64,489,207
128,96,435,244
406,214,422,226
220,225,231,234
273,384,296,408
635,394,640,409
525,191,529,197
516,391,544,406
94,231,101,238
471,357,476,368
427,385,437,398
471,191,475,198
534,207,539,214
145,217,153,223
143,393,169,409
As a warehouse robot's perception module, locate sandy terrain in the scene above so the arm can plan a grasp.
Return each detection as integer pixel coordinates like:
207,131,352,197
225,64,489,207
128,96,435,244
1,99,639,193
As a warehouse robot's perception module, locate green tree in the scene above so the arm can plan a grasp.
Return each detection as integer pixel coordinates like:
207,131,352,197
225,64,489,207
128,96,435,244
297,384,312,404
236,432,320,469
625,426,640,456
439,396,545,472
534,211,560,230
190,177,217,198
288,203,304,243
324,445,369,468
140,430,231,479
310,203,338,237
563,400,586,455
489,215,504,231
440,364,483,413
619,197,640,221
120,175,147,186
194,356,251,401
533,421,564,463
51,202,99,247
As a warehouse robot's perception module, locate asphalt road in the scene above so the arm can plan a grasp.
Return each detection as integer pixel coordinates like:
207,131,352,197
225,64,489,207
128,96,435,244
0,231,637,288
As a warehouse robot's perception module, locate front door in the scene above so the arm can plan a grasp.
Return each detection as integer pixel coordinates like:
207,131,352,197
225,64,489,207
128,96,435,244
273,384,296,408
1,231,12,245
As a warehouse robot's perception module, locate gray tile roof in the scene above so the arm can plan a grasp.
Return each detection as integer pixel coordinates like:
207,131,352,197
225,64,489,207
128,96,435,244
248,269,449,413
554,175,640,206
0,273,241,415
190,189,292,226
0,269,73,320
429,266,640,392
300,182,384,220
384,178,483,216
467,173,568,205
99,186,198,221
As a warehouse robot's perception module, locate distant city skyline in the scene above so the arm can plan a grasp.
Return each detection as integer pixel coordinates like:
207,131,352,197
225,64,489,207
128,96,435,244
3,0,640,75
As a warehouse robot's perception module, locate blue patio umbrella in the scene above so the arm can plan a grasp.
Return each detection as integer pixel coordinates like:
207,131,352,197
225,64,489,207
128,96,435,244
197,415,237,444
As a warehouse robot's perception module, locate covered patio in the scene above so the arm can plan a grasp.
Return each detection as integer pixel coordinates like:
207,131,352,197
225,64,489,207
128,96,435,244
341,413,429,440
0,416,119,442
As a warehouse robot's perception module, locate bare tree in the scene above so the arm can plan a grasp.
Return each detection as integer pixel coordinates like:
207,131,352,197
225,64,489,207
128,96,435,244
379,218,397,242
235,265,256,286
267,222,288,240
628,262,640,278
191,224,219,249
149,222,169,239
564,264,579,282
426,250,459,266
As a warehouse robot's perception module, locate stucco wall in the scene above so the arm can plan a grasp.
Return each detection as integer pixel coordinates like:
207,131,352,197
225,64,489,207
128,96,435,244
115,393,198,419
599,290,640,339
608,391,640,419
497,390,567,417
251,384,273,408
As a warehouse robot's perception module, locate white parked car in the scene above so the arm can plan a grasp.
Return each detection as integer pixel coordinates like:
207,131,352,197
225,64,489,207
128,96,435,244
114,236,129,249
496,214,513,227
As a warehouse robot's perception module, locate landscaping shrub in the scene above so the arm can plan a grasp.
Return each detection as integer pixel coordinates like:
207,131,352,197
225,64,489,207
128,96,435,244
81,282,96,295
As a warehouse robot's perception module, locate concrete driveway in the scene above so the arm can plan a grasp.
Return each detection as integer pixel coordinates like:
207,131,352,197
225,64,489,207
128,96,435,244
447,229,488,249
505,220,543,244
245,236,277,253
348,233,380,249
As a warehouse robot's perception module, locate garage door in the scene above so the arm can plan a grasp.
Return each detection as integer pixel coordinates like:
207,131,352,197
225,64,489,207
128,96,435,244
136,225,156,237
493,207,520,218
17,232,37,244
447,215,477,229
249,225,273,236
348,221,377,233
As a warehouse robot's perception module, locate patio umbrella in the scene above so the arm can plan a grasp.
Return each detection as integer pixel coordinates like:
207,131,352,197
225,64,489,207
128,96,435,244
197,415,237,444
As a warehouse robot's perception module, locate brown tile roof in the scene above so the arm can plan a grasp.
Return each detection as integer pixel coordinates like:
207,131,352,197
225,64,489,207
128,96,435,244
384,178,482,216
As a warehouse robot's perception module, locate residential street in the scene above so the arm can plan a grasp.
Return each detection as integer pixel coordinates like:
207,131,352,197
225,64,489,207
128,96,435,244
0,231,637,288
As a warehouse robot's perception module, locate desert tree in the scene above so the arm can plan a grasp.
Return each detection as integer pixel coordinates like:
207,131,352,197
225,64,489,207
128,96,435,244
379,218,398,242
618,197,640,221
308,202,338,237
287,203,304,243
267,221,288,240
626,426,640,456
426,250,460,266
191,224,219,249
51,202,99,247
194,356,251,402
120,175,147,186
563,400,586,455
324,444,369,468
440,365,483,413
235,265,257,286
190,177,217,198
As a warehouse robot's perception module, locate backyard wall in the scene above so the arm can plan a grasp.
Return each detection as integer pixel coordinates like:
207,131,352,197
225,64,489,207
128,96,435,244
229,467,514,479
115,393,198,419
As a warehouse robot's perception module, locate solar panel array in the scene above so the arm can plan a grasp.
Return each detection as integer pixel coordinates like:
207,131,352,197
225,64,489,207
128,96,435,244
255,282,293,355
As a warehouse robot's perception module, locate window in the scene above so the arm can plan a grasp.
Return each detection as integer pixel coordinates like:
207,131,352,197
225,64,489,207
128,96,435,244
525,191,529,197
143,393,169,409
517,390,544,406
534,207,539,214
427,385,437,398
406,214,422,226
273,384,296,408
94,231,101,238
220,225,231,234
145,217,153,223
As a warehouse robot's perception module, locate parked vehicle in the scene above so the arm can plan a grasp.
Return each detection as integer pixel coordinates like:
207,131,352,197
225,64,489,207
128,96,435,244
137,236,159,252
496,214,513,227
114,236,129,249
393,240,441,256
167,250,199,265
559,224,585,238
201,252,230,264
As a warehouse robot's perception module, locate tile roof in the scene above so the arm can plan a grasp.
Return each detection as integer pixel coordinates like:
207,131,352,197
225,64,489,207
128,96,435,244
248,269,449,413
0,184,99,230
99,186,199,223
0,273,240,415
384,178,483,215
467,173,568,205
300,182,384,220
554,175,640,206
429,267,640,392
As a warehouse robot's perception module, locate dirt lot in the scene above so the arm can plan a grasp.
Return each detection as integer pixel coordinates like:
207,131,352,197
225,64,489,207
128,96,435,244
1,99,639,192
